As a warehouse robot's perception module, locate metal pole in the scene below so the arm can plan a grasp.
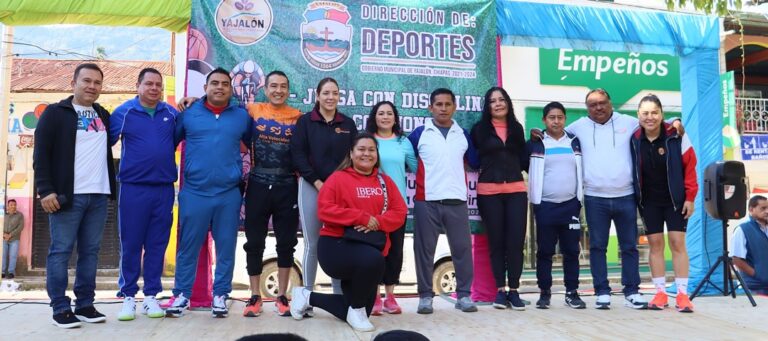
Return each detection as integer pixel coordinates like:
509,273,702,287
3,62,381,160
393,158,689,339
0,25,14,266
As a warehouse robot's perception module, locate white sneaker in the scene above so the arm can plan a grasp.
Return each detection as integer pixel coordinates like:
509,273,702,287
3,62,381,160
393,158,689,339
595,294,611,309
142,296,164,318
212,295,229,318
165,293,190,317
624,293,648,309
346,306,374,332
118,297,136,321
290,287,311,320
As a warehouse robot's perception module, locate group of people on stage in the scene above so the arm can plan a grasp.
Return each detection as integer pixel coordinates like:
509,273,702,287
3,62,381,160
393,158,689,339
34,61,765,332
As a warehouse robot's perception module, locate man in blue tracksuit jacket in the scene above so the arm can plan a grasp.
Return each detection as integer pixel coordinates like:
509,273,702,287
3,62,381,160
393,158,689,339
166,68,252,318
110,68,178,321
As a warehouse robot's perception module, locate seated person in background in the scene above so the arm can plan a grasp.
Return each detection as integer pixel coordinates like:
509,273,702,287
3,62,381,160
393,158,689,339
731,195,768,295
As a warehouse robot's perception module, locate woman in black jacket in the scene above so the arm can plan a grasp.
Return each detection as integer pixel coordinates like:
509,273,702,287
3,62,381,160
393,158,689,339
290,77,358,301
470,87,528,310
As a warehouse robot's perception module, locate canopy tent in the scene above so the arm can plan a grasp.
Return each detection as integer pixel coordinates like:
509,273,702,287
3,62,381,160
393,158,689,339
497,0,723,295
0,0,191,32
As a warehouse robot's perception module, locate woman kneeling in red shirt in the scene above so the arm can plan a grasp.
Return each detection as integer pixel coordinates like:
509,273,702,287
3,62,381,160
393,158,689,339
289,132,407,332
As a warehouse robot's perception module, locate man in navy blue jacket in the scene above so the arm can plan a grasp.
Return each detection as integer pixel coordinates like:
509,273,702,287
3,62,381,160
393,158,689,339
110,68,178,321
34,63,117,329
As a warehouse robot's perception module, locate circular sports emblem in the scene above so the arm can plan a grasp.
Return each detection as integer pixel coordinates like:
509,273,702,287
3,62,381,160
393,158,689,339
658,147,665,155
215,0,273,46
300,1,353,71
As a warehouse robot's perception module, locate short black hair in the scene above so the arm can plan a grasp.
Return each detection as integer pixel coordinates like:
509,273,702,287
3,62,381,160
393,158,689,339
265,70,289,86
430,88,455,105
543,101,566,118
7,199,16,204
138,67,162,84
74,63,103,81
749,195,767,209
206,67,232,83
585,88,611,103
235,334,308,341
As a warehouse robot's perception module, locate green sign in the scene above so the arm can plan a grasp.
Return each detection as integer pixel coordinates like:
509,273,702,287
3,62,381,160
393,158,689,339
539,48,680,107
188,0,497,131
525,48,681,134
721,71,738,152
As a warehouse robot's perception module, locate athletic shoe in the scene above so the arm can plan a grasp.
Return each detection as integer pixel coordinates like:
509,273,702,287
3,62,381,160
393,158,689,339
416,296,433,314
536,290,551,309
304,307,315,318
346,306,375,332
455,296,478,312
382,296,402,314
117,297,136,321
275,295,291,316
648,292,669,310
676,293,694,313
1,273,5,278
371,294,383,316
493,290,510,309
212,295,228,318
624,293,648,309
6,273,14,280
74,306,106,323
165,293,190,317
52,310,82,329
595,294,611,309
290,287,311,320
507,291,525,311
243,295,263,317
565,291,586,309
142,296,164,318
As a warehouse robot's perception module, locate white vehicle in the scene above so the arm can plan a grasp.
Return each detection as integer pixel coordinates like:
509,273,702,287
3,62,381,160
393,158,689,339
233,231,455,298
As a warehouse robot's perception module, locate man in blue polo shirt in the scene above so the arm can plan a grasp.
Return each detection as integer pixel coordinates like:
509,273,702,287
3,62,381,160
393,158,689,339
731,195,768,294
110,68,178,321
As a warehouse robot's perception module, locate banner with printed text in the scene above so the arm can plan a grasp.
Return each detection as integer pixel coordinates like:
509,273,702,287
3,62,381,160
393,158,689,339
189,0,498,231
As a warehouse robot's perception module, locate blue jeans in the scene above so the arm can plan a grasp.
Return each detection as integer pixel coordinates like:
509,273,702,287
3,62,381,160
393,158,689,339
585,195,640,296
2,239,19,274
46,194,108,314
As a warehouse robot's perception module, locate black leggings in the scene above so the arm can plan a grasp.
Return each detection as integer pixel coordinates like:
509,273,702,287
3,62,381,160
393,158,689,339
309,236,385,321
243,181,299,275
477,192,528,288
381,224,405,285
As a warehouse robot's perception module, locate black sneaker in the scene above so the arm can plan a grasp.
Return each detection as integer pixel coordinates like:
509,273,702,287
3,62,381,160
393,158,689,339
1,273,5,278
565,291,587,309
74,306,107,323
536,290,551,309
6,273,14,279
52,310,82,329
493,290,509,309
507,290,525,311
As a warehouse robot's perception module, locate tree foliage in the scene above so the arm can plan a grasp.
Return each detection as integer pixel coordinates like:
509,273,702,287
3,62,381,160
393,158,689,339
665,0,742,15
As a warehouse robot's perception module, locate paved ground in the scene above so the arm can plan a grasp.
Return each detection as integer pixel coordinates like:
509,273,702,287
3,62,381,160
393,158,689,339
0,288,765,340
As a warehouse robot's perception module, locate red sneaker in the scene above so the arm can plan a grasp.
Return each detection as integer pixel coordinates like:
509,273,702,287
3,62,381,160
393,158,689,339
676,293,694,313
371,294,383,316
382,296,402,314
275,295,291,316
243,295,263,317
648,292,668,310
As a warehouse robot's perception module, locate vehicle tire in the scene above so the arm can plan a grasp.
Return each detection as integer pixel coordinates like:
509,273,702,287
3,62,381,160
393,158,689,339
259,261,303,299
432,260,456,296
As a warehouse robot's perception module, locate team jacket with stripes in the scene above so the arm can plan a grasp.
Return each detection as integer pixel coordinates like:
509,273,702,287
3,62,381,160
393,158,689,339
526,131,584,205
630,122,698,210
110,96,178,184
408,119,478,201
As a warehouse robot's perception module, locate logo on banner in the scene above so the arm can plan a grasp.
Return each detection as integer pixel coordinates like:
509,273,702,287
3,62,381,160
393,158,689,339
215,0,274,46
300,1,353,71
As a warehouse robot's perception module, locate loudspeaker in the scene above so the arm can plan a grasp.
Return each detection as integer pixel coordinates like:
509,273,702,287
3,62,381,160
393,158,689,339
704,161,748,220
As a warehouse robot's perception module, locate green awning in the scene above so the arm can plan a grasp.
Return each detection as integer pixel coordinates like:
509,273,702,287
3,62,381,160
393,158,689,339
0,0,191,32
